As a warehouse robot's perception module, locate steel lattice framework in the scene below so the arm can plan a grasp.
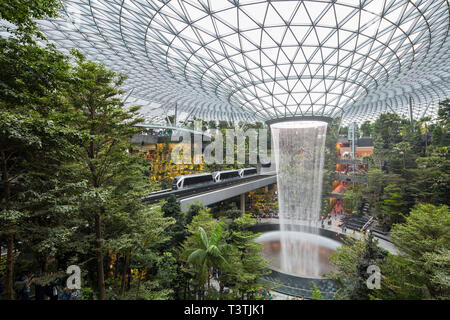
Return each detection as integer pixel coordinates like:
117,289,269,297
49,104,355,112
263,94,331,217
37,0,450,124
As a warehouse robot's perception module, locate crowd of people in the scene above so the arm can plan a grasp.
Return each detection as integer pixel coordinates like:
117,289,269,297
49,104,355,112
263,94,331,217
261,290,272,300
0,271,82,300
251,210,279,222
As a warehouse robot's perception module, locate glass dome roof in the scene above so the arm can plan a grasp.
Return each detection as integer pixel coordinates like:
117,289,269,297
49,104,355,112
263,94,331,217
37,0,450,124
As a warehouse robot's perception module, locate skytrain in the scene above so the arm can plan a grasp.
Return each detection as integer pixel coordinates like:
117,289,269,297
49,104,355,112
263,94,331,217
172,168,257,190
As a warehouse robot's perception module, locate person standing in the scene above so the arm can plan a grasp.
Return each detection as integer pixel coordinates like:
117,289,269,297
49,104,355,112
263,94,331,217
17,272,34,300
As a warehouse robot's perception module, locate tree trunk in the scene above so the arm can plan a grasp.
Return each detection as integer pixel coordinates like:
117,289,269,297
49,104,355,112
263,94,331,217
119,252,129,296
40,250,49,274
95,213,106,300
5,232,14,300
2,151,14,300
135,270,141,300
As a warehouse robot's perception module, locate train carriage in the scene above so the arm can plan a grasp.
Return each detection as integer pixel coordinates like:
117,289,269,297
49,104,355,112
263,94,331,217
239,167,257,177
172,173,214,190
213,169,241,182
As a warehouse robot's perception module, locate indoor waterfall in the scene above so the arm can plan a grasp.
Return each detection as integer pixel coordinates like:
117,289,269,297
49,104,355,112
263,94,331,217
271,121,328,277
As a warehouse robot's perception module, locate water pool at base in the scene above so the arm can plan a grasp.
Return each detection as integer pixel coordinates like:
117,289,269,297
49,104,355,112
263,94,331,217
255,231,341,278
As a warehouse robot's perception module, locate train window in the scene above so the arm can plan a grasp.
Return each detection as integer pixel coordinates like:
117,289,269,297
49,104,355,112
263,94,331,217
185,175,213,185
221,171,240,179
243,168,257,175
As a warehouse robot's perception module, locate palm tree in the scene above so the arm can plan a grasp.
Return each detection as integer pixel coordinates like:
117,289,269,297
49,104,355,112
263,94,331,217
187,224,230,297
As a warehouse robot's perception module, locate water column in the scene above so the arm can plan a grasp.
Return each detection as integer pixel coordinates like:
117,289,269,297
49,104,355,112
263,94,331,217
271,121,328,277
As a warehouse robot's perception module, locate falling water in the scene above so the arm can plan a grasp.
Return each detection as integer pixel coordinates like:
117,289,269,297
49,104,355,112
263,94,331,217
271,121,328,277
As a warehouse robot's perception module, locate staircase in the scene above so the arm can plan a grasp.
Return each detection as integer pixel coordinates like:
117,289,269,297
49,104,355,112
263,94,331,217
342,201,391,242
342,201,372,231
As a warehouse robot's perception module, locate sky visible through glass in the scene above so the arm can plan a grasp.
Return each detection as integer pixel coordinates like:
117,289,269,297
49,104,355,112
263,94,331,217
36,0,450,125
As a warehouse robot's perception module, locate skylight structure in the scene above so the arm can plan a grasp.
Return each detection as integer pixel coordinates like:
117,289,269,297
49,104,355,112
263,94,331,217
37,0,450,124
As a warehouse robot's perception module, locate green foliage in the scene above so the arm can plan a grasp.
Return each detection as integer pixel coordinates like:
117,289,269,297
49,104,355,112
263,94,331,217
185,224,230,295
225,206,242,220
0,9,80,297
0,0,61,40
411,147,450,206
380,184,407,226
155,252,179,295
81,287,94,300
437,99,450,125
343,185,363,214
360,120,372,137
120,278,172,300
220,214,270,299
328,234,387,300
363,108,449,228
185,202,203,225
161,194,188,249
311,282,323,300
373,113,403,158
375,204,449,299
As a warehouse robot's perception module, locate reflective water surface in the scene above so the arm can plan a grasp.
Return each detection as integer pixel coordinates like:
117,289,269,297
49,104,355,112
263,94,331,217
256,231,340,278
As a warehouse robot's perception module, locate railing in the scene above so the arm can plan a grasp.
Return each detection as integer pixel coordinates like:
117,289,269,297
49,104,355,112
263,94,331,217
334,174,368,183
336,159,365,165
361,216,374,232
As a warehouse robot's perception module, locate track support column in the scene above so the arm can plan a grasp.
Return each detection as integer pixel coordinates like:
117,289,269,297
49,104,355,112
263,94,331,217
240,193,245,215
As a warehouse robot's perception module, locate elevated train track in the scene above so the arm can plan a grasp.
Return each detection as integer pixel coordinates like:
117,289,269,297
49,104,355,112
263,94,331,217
143,173,276,207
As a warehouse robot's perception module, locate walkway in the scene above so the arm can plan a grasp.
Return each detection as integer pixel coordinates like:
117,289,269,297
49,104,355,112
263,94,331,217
257,218,397,254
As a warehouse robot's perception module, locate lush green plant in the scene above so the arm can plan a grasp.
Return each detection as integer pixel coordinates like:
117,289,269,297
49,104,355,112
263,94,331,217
311,282,323,300
375,204,450,300
328,234,387,300
186,225,230,296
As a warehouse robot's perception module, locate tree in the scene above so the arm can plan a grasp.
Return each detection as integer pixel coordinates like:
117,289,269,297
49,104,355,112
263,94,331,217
0,5,76,296
155,252,180,299
208,120,217,129
416,117,432,154
435,99,450,148
328,234,387,300
410,147,450,206
124,206,174,300
382,204,450,299
0,0,61,41
380,184,406,226
343,185,363,214
102,154,175,298
350,233,387,300
360,121,372,137
225,206,242,220
437,99,450,125
186,225,229,297
393,141,411,170
372,113,403,160
0,115,70,299
431,125,443,147
161,194,188,249
365,168,385,207
65,51,142,299
221,214,270,299
185,202,203,225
